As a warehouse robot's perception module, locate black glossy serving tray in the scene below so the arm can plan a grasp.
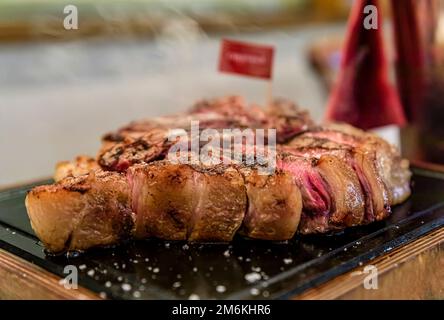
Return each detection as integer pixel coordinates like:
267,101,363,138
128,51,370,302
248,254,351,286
0,166,443,300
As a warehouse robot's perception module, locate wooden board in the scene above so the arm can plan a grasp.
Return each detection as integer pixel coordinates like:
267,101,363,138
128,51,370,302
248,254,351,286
295,227,443,299
0,248,97,300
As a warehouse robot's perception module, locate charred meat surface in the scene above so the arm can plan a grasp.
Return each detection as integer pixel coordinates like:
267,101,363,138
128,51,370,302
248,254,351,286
25,96,411,253
26,170,134,253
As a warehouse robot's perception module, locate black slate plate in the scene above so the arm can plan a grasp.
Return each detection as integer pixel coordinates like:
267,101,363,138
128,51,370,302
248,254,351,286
0,167,443,300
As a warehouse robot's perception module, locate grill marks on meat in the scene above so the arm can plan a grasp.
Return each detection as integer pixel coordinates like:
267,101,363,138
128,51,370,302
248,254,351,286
99,128,171,172
98,96,313,172
25,97,411,253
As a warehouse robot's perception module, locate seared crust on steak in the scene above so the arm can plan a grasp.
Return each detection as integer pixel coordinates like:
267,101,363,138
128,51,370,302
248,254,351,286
26,171,134,253
239,167,302,240
25,96,412,253
128,161,247,242
54,156,99,182
302,123,411,206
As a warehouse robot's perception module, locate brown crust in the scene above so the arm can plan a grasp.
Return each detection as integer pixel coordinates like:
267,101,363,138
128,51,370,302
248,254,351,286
24,97,412,252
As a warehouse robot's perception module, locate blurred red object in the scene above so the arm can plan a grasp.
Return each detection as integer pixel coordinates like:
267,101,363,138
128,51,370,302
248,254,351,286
325,0,406,130
391,0,444,164
218,39,274,80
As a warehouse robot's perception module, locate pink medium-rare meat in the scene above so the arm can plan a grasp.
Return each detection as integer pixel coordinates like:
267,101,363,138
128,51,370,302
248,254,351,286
299,123,411,205
284,135,390,225
277,152,365,234
25,96,412,253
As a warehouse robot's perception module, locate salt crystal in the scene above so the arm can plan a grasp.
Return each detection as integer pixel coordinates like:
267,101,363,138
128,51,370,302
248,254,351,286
283,258,293,265
121,283,132,292
153,267,160,273
133,291,141,298
245,272,261,283
216,285,226,293
223,250,230,257
99,292,107,299
105,281,112,288
87,270,95,277
250,288,260,296
188,294,200,300
78,264,87,271
172,281,181,288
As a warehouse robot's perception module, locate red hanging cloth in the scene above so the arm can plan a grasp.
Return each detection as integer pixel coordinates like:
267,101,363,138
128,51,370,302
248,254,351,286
325,0,406,130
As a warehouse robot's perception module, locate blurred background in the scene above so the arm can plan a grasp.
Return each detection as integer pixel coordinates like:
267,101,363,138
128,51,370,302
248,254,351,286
0,0,432,186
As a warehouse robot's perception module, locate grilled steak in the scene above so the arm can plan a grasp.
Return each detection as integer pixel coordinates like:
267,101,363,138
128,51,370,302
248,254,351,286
54,155,99,182
25,96,411,253
128,161,247,242
239,166,302,240
26,170,134,253
98,96,313,172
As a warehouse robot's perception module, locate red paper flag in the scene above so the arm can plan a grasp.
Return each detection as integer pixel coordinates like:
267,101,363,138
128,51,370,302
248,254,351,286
219,39,274,80
325,0,406,130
